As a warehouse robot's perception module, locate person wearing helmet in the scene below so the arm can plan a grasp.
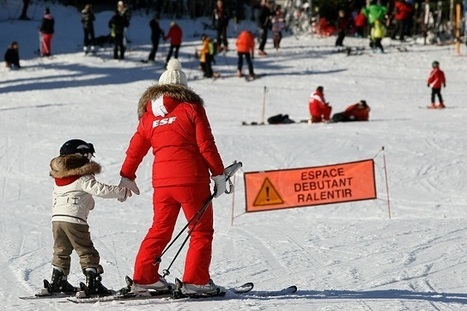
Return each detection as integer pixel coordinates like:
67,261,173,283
427,60,446,109
43,139,132,297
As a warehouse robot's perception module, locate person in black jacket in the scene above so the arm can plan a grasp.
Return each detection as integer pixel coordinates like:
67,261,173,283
4,41,21,70
147,15,164,62
257,0,273,56
108,10,129,60
213,0,230,52
81,4,95,54
39,7,54,56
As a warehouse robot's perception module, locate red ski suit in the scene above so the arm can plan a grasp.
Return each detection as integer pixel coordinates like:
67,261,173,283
309,89,332,122
427,67,446,89
344,103,370,121
120,84,224,285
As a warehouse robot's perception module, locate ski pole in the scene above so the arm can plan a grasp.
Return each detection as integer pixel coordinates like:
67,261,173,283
261,86,268,124
158,193,214,278
153,161,242,274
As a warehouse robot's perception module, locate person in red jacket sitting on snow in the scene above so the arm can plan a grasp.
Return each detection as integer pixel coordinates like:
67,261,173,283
331,100,371,122
308,86,332,123
118,59,228,297
427,60,446,109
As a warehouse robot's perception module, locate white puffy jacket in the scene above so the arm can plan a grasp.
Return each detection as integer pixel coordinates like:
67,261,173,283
50,154,127,224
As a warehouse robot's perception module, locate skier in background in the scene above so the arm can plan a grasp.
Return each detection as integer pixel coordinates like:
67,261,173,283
212,0,230,52
117,1,132,46
146,14,164,63
390,0,413,41
335,9,352,47
45,139,131,296
370,19,386,53
271,5,285,51
427,60,446,109
354,9,367,38
362,0,388,36
81,4,96,55
197,34,220,79
236,30,256,79
118,59,228,297
163,21,183,68
109,9,129,59
39,7,54,57
257,0,273,56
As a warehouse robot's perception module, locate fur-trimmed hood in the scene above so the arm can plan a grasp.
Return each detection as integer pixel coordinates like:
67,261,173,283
137,84,204,119
50,154,101,178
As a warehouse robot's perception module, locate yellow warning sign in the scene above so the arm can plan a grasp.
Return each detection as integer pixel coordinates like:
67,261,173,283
253,178,284,206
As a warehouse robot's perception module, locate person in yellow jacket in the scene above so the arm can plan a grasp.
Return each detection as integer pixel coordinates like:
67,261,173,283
370,19,386,53
196,34,220,79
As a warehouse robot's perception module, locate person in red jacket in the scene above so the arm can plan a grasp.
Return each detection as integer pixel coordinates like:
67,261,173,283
427,60,446,109
236,30,255,79
163,21,182,68
39,7,54,57
390,0,413,41
354,9,367,38
118,59,227,297
331,100,371,122
308,86,332,123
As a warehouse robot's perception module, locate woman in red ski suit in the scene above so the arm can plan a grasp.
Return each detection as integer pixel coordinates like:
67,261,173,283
119,59,226,294
308,86,332,123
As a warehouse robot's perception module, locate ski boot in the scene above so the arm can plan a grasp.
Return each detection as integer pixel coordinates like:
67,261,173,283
118,275,173,297
45,267,77,294
81,267,112,297
174,278,226,298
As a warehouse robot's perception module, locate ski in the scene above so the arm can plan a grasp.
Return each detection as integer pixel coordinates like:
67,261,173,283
241,120,306,126
68,275,169,303
419,106,447,109
241,284,297,297
241,121,265,126
35,281,295,303
67,277,254,303
19,279,78,300
172,277,253,299
19,292,74,300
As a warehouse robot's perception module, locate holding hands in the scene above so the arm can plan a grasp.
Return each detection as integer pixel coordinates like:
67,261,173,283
118,177,140,202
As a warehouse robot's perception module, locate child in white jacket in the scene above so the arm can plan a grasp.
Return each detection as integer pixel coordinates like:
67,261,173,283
44,139,132,297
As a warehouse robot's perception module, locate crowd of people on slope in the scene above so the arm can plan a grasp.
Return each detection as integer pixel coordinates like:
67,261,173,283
4,1,449,111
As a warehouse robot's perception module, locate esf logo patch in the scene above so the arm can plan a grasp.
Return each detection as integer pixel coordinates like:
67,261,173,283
153,117,177,128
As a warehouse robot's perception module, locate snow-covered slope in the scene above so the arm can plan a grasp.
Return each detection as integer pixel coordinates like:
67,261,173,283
1,2,467,310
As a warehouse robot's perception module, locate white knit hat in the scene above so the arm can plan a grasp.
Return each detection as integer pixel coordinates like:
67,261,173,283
158,59,188,86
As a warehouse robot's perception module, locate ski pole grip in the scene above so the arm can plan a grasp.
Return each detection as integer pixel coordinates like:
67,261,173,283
224,161,242,180
223,161,242,194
